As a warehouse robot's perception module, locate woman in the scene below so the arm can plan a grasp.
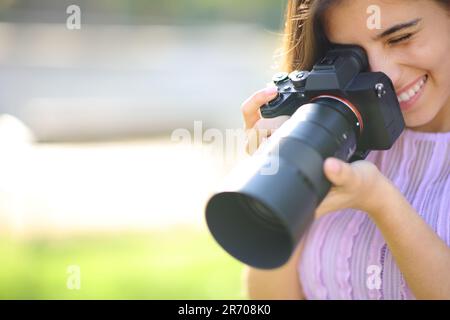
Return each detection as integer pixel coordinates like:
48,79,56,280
242,0,450,299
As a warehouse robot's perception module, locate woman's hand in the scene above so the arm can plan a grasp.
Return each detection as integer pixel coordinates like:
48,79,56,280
241,86,290,155
315,157,390,219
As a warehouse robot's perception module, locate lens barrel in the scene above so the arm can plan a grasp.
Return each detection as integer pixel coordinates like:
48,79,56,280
206,97,361,269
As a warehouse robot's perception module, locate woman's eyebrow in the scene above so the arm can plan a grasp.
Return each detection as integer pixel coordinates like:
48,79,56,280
374,18,422,40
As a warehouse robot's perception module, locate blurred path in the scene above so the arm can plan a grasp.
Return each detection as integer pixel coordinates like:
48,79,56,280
0,115,245,237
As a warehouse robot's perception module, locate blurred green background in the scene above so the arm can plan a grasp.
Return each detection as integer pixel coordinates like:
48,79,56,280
0,0,287,299
0,230,244,299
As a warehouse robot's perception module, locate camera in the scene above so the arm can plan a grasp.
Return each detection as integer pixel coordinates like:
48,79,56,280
205,45,405,269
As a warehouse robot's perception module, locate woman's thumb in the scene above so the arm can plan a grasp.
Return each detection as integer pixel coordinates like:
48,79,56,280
324,157,356,187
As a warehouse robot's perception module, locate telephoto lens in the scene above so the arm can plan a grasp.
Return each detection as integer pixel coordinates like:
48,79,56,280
205,96,361,269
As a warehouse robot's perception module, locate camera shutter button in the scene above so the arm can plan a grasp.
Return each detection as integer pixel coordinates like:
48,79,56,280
289,71,309,88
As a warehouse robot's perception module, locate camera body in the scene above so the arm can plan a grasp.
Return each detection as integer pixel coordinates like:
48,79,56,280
261,45,405,162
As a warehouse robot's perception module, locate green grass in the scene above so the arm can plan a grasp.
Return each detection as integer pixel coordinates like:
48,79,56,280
0,228,245,299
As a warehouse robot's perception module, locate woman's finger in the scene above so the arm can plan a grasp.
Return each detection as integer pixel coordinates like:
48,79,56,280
241,86,278,129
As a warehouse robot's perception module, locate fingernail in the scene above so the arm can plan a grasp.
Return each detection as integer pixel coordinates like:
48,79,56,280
326,158,341,174
264,87,278,96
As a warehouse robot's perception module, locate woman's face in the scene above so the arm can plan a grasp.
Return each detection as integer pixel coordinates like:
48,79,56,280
323,0,450,132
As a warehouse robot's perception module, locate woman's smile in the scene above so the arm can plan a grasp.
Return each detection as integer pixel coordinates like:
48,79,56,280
396,75,428,112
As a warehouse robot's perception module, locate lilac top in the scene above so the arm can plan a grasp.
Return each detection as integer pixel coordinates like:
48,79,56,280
298,128,450,299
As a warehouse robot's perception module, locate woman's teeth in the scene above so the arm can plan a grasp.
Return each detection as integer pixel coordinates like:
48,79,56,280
397,76,427,102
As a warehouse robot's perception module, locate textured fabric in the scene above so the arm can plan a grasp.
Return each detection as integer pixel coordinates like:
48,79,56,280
298,128,450,300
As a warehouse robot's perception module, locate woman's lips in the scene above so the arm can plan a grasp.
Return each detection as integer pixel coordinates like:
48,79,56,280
396,75,428,111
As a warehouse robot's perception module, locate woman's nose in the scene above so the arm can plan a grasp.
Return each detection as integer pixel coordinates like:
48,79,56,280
367,51,402,90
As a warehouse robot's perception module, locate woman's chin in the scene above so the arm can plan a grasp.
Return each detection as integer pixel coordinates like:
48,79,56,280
403,110,445,132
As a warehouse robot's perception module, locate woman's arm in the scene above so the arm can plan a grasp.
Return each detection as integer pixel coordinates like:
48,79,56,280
243,238,306,300
369,177,450,300
315,157,450,299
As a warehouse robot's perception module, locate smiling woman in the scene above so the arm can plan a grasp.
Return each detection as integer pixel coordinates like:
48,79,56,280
324,0,450,132
242,0,450,300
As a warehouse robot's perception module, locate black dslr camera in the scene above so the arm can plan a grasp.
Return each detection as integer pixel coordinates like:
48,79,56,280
261,44,404,162
205,45,405,269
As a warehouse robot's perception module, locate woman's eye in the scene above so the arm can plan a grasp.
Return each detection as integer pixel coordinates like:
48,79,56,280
388,33,413,45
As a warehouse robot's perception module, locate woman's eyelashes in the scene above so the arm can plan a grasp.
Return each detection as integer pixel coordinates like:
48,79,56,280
387,32,416,46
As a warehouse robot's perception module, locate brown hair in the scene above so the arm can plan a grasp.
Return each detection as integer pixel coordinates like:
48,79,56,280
279,0,450,73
